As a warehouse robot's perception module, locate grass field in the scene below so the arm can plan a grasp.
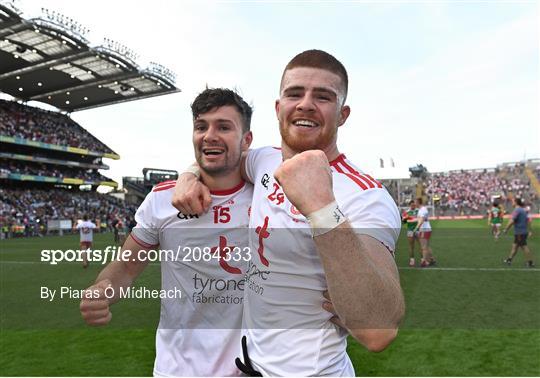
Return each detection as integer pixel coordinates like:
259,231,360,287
1,219,539,376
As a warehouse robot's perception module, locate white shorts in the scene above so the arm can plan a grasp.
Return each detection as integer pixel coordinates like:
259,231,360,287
407,230,418,238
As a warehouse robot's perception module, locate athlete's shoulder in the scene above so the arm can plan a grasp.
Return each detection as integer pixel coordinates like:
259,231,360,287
152,180,176,193
249,146,282,160
330,154,384,192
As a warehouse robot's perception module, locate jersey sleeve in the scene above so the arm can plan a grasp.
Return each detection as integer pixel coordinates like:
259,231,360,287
244,147,277,184
337,187,401,252
131,192,160,248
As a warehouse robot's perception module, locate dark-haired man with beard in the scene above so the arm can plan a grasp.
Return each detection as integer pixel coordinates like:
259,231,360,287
81,88,254,376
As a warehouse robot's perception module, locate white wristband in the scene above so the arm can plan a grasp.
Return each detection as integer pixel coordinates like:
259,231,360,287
184,165,201,179
306,201,346,237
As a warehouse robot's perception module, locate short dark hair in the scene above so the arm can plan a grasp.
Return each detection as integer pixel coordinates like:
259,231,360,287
83,214,88,221
281,49,349,101
416,198,423,205
191,88,252,133
515,197,524,207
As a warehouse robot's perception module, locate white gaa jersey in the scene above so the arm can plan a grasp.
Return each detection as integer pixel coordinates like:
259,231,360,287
417,206,431,231
242,147,401,376
77,220,96,242
131,180,253,377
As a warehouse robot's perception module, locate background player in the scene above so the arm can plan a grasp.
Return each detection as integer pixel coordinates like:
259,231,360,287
414,198,436,267
402,200,419,266
80,88,254,376
487,200,504,240
76,214,96,268
503,197,535,267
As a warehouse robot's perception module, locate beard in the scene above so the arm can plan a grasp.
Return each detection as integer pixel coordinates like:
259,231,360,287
279,121,337,153
195,143,242,176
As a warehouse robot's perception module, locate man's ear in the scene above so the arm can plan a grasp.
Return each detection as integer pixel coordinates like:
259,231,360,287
338,105,351,127
275,99,280,120
242,131,253,151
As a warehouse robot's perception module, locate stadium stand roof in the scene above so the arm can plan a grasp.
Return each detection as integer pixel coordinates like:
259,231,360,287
0,2,179,112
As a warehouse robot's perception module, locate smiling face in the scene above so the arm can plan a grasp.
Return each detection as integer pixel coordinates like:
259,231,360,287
193,105,251,176
276,67,350,158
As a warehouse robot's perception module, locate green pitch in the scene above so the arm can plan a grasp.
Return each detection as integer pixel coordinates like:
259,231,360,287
1,220,539,376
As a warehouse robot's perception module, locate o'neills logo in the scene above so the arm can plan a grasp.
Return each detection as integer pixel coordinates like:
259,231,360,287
245,260,270,296
191,272,245,305
290,205,301,215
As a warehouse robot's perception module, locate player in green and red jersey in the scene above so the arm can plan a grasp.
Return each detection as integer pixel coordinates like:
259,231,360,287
402,200,419,266
487,201,504,240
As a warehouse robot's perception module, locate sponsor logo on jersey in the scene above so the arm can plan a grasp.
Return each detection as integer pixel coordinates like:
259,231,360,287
261,173,270,189
177,212,199,220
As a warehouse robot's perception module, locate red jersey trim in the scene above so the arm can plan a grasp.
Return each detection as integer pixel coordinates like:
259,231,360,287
329,154,347,166
342,172,369,190
155,180,176,187
210,181,245,196
130,233,159,249
153,184,175,192
330,155,383,190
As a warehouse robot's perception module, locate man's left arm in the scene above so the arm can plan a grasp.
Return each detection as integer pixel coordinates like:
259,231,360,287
315,224,404,352
275,150,405,352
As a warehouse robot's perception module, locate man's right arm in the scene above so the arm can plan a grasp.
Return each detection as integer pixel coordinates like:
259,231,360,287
80,234,150,326
172,152,250,214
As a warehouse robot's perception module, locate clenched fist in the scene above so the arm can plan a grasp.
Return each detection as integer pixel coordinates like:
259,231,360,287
171,172,211,215
274,150,335,215
80,279,113,326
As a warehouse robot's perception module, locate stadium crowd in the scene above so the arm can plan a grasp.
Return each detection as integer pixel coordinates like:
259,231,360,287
426,167,537,215
0,188,137,238
0,100,116,154
1,159,113,183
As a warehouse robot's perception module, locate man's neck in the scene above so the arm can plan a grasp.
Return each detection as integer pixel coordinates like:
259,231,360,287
200,171,243,193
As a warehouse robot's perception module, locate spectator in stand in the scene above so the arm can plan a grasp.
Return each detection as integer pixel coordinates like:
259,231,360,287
0,100,116,154
1,159,113,183
426,168,537,216
0,188,137,238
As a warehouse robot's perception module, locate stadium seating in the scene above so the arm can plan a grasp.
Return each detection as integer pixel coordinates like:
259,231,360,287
0,187,137,238
426,164,537,215
0,100,116,155
1,159,112,183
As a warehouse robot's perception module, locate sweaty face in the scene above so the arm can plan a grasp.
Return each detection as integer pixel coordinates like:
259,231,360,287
192,105,247,176
276,67,349,155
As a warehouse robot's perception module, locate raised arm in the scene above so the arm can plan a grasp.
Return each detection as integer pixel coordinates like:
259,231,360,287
172,151,250,214
274,150,405,352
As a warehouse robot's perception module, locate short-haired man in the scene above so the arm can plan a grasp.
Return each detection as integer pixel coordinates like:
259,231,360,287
80,88,254,376
403,200,419,266
414,198,436,267
173,50,405,376
487,201,504,240
503,197,535,267
77,214,96,268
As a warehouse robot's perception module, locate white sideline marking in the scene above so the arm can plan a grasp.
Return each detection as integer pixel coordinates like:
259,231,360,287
0,261,161,266
399,266,539,272
0,261,538,271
